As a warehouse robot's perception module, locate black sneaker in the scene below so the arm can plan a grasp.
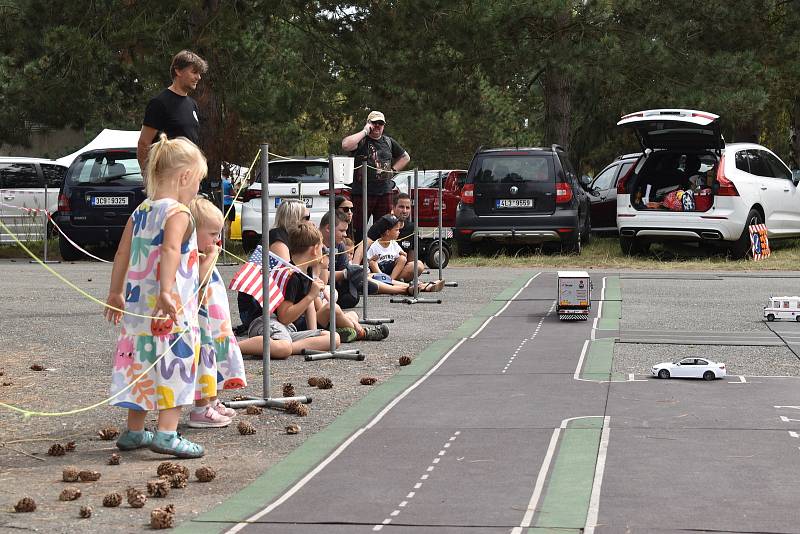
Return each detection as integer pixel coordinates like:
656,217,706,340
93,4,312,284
363,324,389,341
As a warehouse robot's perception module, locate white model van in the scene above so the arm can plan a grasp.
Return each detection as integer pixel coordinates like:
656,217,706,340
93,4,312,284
764,297,800,322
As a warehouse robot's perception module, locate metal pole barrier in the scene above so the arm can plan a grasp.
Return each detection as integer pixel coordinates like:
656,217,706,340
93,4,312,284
360,162,393,325
438,171,457,287
217,175,235,266
226,143,310,410
303,155,363,361
34,178,59,264
391,168,440,305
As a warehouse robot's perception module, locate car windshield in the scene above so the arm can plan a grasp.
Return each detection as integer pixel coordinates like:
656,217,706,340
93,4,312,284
69,152,142,185
470,156,554,184
255,161,329,184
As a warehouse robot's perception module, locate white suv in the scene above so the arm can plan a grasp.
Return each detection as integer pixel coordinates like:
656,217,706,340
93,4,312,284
240,157,344,252
616,109,800,257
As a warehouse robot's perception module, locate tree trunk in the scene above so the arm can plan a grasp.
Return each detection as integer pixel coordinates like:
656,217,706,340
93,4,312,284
542,67,571,151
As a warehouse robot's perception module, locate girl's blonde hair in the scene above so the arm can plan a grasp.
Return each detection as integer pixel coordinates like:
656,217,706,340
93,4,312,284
145,134,208,198
274,199,306,230
189,197,224,229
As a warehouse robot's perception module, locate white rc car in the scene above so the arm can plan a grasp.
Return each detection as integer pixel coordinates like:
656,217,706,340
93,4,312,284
652,358,726,381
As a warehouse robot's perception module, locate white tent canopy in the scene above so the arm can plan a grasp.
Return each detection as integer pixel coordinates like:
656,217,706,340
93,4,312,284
56,129,140,167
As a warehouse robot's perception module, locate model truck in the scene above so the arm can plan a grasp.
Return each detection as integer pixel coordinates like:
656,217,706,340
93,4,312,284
557,271,591,320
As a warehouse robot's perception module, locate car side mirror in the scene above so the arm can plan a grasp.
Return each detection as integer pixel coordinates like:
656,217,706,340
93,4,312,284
793,169,800,185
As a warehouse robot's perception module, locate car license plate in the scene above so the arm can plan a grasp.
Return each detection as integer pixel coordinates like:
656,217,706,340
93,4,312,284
496,199,533,208
275,197,313,208
92,196,128,206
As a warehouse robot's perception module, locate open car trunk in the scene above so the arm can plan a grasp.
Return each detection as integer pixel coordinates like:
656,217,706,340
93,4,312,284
627,151,719,212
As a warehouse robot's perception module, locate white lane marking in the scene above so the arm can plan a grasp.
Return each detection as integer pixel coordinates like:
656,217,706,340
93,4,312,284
789,431,799,438
421,474,429,480
502,300,555,374
406,492,415,498
584,416,611,534
414,482,422,489
573,340,590,381
780,416,800,423
470,273,541,339
628,373,634,381
390,510,400,517
399,501,408,507
775,405,800,409
426,465,435,472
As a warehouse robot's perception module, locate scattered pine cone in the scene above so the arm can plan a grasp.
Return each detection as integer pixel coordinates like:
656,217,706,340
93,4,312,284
1,381,12,386
399,355,413,366
150,507,175,529
169,473,188,489
97,427,119,441
65,441,76,452
285,402,308,417
245,405,263,415
79,505,92,518
282,383,295,397
316,377,333,390
128,490,147,508
59,487,81,501
78,470,101,482
147,479,170,498
360,376,378,385
237,420,256,435
195,466,216,482
285,423,300,435
62,466,80,482
102,492,122,507
307,376,320,387
164,503,175,515
30,363,44,371
47,443,66,456
230,394,248,402
284,400,301,414
156,461,188,478
108,453,121,465
14,497,36,513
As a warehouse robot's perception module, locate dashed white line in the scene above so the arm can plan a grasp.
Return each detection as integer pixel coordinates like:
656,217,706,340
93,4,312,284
470,273,540,339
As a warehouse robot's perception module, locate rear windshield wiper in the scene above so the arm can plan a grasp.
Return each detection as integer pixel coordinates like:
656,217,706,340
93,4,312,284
105,172,142,181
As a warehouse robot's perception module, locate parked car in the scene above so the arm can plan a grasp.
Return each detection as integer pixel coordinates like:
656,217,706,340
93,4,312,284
0,157,67,243
586,153,639,234
54,148,145,261
616,109,800,257
652,358,726,380
240,157,335,253
455,145,591,254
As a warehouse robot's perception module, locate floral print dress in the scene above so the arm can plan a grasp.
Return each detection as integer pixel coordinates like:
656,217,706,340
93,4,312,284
110,198,200,411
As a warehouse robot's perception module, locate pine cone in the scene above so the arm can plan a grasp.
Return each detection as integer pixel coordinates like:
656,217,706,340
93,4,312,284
163,503,176,515
156,461,188,477
62,466,80,482
150,507,175,529
65,441,76,452
2,381,12,386
399,355,413,366
47,443,66,456
307,376,320,387
14,497,36,513
59,487,81,501
169,473,188,489
360,376,378,385
282,383,295,397
284,400,301,414
294,404,309,417
147,479,170,498
97,427,119,441
195,466,216,482
108,453,121,465
316,377,333,389
78,470,101,482
79,505,92,518
245,405,263,415
237,420,256,435
30,363,44,371
285,423,300,435
230,394,248,402
128,491,147,508
102,492,122,507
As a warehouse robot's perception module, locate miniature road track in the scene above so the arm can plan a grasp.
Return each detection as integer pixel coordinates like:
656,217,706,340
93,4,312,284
188,272,800,534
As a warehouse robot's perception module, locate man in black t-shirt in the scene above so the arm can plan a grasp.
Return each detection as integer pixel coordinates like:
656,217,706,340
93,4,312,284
137,50,208,175
341,110,410,242
367,192,423,277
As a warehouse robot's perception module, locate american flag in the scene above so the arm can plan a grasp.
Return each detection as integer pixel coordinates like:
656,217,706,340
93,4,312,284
228,246,302,313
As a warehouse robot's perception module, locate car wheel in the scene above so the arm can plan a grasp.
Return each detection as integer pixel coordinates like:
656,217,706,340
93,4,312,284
703,371,715,381
58,235,82,261
242,233,260,254
561,227,582,254
581,211,593,247
620,236,650,256
425,241,450,269
767,313,775,322
658,369,670,379
729,208,762,259
796,315,800,322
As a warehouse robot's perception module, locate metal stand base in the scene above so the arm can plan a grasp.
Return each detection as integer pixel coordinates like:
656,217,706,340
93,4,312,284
360,317,394,325
444,282,458,287
390,296,442,305
303,348,364,361
225,395,311,410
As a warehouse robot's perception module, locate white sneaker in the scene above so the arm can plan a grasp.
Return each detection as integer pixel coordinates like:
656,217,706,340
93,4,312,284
187,406,231,428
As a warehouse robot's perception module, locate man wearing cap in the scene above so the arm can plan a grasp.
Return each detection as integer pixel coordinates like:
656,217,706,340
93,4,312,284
341,110,410,243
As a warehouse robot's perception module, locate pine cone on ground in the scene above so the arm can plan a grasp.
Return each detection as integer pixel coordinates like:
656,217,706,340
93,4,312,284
360,376,378,385
128,491,147,508
237,420,256,435
30,364,44,371
59,487,81,501
284,400,301,414
79,505,92,518
285,423,300,435
97,427,119,440
282,383,295,397
230,394,248,402
288,403,308,417
150,507,175,529
195,466,216,482
65,441,76,452
307,376,320,387
62,466,80,482
125,486,139,501
108,453,121,465
316,377,333,389
102,492,122,507
169,473,188,489
147,479,170,498
156,461,188,477
78,470,101,482
14,497,36,512
399,355,413,366
47,443,66,456
245,405,263,415
2,381,12,386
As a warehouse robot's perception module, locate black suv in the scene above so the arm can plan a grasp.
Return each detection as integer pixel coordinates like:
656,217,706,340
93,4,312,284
455,145,591,254
55,148,145,260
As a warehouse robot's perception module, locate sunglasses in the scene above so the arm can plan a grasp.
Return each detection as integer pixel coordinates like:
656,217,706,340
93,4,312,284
370,121,385,126
340,207,353,213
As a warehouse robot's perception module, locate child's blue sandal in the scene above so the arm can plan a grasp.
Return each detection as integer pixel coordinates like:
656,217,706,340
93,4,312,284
116,429,154,451
149,431,205,459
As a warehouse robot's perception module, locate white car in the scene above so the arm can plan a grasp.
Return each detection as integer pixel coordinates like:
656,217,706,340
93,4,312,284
616,109,800,258
240,157,346,252
652,358,726,380
0,157,67,243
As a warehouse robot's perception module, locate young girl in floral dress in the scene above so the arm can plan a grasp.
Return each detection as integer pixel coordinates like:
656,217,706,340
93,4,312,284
105,135,210,458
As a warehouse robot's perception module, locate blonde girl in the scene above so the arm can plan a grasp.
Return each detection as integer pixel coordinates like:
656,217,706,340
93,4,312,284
105,135,211,459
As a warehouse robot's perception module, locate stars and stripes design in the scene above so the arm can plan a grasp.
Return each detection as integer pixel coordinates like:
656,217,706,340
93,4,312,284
228,246,301,313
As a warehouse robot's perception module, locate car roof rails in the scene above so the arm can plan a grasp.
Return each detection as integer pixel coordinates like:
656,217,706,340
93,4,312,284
551,144,565,153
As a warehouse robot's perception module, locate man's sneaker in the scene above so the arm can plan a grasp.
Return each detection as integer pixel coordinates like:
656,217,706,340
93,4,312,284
213,399,236,418
116,429,154,451
362,324,389,341
149,431,205,459
336,327,358,343
187,406,232,428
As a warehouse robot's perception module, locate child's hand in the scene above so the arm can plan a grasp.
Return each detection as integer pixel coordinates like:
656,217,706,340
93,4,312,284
105,293,125,325
155,290,179,325
370,254,379,262
310,277,326,295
